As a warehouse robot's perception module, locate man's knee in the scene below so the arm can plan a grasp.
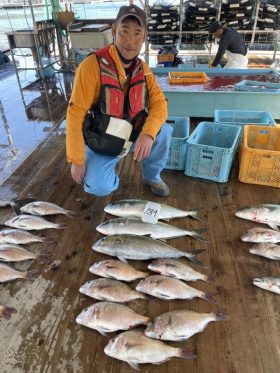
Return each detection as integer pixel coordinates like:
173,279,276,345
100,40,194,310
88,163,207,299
83,179,118,196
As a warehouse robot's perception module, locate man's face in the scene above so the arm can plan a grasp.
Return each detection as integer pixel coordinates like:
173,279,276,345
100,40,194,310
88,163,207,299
112,17,146,62
212,28,223,39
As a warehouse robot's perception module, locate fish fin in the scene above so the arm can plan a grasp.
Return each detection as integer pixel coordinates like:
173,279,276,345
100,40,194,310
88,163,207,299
267,223,279,231
187,208,207,223
190,228,208,242
156,292,173,300
24,270,38,282
160,218,172,222
206,273,219,284
214,308,229,321
177,347,197,359
127,362,140,371
98,330,109,336
0,305,17,320
201,291,218,304
187,249,207,268
117,256,128,263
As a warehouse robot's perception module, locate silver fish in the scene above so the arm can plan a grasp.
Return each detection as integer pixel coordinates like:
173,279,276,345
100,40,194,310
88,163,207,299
92,234,206,267
76,301,149,335
0,197,36,209
145,309,229,341
136,275,217,303
253,277,280,295
89,260,149,282
236,205,280,231
0,199,16,208
0,263,37,283
249,243,280,260
148,259,217,283
241,227,280,243
79,278,147,302
96,218,207,242
0,304,17,320
104,199,206,222
104,330,196,371
0,244,49,263
20,201,75,217
0,229,52,244
5,215,66,231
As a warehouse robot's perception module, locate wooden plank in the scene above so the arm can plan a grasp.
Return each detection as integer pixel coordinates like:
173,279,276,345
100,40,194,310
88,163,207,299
0,134,280,373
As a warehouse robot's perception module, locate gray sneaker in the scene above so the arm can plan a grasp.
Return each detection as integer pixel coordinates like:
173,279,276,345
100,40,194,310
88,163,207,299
143,179,170,197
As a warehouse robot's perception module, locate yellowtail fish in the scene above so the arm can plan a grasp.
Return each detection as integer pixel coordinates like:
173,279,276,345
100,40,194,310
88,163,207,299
104,199,206,222
96,218,207,242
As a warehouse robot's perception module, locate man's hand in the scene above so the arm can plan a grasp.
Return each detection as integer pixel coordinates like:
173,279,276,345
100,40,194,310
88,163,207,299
133,133,154,162
71,163,85,184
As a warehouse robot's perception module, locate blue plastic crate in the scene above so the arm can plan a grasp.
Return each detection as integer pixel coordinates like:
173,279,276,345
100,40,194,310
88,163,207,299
235,80,280,93
184,122,241,182
214,109,276,126
165,116,190,171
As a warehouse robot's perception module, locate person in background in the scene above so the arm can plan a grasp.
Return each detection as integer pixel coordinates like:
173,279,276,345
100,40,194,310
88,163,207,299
66,4,172,197
208,21,248,69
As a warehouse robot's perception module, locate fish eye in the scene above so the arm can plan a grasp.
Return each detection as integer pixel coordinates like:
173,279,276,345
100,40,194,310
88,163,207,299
103,221,109,225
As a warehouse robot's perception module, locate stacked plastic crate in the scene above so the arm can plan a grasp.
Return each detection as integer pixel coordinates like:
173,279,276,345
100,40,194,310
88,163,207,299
182,0,216,45
220,0,254,30
257,0,280,31
148,3,180,48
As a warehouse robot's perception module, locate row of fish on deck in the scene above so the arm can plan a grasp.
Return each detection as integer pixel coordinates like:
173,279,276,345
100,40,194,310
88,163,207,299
0,199,74,319
236,204,280,294
0,198,280,370
76,199,229,370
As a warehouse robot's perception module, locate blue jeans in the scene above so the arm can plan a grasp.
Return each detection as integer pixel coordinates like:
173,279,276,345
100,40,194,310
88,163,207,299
83,123,173,196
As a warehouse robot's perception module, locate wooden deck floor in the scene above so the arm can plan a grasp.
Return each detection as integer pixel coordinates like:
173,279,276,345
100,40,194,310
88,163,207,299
0,130,279,373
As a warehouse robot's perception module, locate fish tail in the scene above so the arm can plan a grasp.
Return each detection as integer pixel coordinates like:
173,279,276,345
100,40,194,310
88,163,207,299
141,272,150,279
142,316,150,325
0,305,17,320
177,347,197,359
190,228,208,242
214,308,229,321
205,272,219,284
187,249,207,268
201,291,218,304
188,209,207,223
55,222,67,230
24,270,38,282
138,293,149,300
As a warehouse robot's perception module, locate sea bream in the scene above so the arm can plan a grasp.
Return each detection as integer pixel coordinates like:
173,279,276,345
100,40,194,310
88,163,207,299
136,275,217,303
104,199,206,222
145,309,229,341
76,301,150,335
96,218,207,242
0,229,52,244
236,204,280,230
104,330,196,370
20,201,75,217
253,277,280,295
0,263,37,283
0,244,49,263
0,304,17,320
241,227,280,243
79,278,147,302
249,243,280,260
92,234,206,267
5,215,66,231
148,259,217,283
89,260,149,282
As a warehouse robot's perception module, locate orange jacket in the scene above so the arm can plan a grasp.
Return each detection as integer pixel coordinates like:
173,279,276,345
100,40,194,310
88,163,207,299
66,44,168,165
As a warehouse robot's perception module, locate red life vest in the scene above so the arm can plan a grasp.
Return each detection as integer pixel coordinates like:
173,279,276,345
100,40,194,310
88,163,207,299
83,45,148,157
